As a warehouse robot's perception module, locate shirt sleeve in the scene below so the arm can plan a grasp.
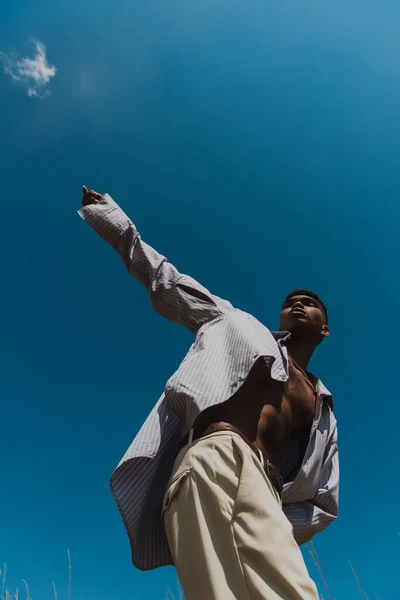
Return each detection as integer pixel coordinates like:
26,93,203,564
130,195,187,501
78,194,233,333
282,427,339,545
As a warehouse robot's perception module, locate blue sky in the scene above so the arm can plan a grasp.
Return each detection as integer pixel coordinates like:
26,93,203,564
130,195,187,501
1,0,399,598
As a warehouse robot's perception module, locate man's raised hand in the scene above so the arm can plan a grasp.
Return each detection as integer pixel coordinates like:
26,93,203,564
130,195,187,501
82,185,103,206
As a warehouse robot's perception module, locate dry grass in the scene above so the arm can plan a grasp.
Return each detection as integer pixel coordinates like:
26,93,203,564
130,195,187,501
1,567,32,600
163,577,184,600
0,551,70,600
0,542,387,599
306,540,381,600
306,540,334,600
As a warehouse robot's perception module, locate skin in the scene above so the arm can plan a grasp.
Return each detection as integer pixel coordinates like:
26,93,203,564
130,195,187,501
280,295,330,371
82,186,102,206
196,297,330,458
82,186,331,459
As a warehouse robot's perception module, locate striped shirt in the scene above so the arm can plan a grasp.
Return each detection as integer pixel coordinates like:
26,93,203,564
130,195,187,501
78,194,339,571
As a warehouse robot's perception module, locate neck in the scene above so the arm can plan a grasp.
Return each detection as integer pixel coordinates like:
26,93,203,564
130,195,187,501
286,338,316,371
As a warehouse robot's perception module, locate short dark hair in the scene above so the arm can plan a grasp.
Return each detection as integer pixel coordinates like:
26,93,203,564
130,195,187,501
284,289,328,324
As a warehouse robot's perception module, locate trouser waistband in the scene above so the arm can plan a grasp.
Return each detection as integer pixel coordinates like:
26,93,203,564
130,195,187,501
178,421,283,496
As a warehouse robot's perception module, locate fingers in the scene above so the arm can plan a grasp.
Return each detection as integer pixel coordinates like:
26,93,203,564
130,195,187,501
82,185,103,206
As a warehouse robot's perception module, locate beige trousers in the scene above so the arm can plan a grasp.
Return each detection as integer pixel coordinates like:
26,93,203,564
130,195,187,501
162,431,319,600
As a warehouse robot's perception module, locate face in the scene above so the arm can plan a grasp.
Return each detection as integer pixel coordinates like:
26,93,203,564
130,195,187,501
280,295,330,341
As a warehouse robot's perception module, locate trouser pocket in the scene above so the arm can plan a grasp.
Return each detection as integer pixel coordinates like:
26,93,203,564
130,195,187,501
161,469,191,515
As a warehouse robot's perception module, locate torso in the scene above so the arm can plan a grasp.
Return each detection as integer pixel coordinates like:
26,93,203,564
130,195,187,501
194,356,318,457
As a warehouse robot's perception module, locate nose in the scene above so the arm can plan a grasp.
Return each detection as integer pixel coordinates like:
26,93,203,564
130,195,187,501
292,301,305,310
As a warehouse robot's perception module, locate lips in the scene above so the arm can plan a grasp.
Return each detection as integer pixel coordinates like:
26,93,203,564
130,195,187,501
290,309,307,317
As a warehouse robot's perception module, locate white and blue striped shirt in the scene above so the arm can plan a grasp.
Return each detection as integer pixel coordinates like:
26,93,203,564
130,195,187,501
79,195,339,571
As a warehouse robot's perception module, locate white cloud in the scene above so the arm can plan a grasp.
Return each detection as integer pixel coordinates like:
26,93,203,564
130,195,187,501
0,40,56,98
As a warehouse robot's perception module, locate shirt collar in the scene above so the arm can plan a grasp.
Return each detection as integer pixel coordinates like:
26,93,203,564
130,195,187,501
315,379,334,410
271,330,292,343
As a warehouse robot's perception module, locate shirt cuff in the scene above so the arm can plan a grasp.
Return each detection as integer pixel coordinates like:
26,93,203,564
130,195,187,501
78,194,135,247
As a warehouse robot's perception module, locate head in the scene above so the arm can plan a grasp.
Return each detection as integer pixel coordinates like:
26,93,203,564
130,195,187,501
280,289,330,346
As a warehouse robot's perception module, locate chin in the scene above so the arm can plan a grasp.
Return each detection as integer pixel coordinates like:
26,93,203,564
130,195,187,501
286,322,310,336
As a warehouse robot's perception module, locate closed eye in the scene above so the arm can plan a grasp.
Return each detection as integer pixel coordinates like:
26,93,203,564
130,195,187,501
304,299,317,306
283,297,318,309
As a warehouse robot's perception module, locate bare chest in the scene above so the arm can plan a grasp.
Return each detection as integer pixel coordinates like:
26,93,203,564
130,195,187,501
285,357,317,430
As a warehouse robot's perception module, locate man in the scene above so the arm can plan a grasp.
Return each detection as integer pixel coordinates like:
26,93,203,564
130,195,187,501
79,186,339,600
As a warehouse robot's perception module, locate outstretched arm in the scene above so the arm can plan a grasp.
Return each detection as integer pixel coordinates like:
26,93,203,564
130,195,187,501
78,187,233,334
282,426,339,544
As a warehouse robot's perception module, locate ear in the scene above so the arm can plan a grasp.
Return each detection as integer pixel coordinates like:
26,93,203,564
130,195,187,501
321,324,330,338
